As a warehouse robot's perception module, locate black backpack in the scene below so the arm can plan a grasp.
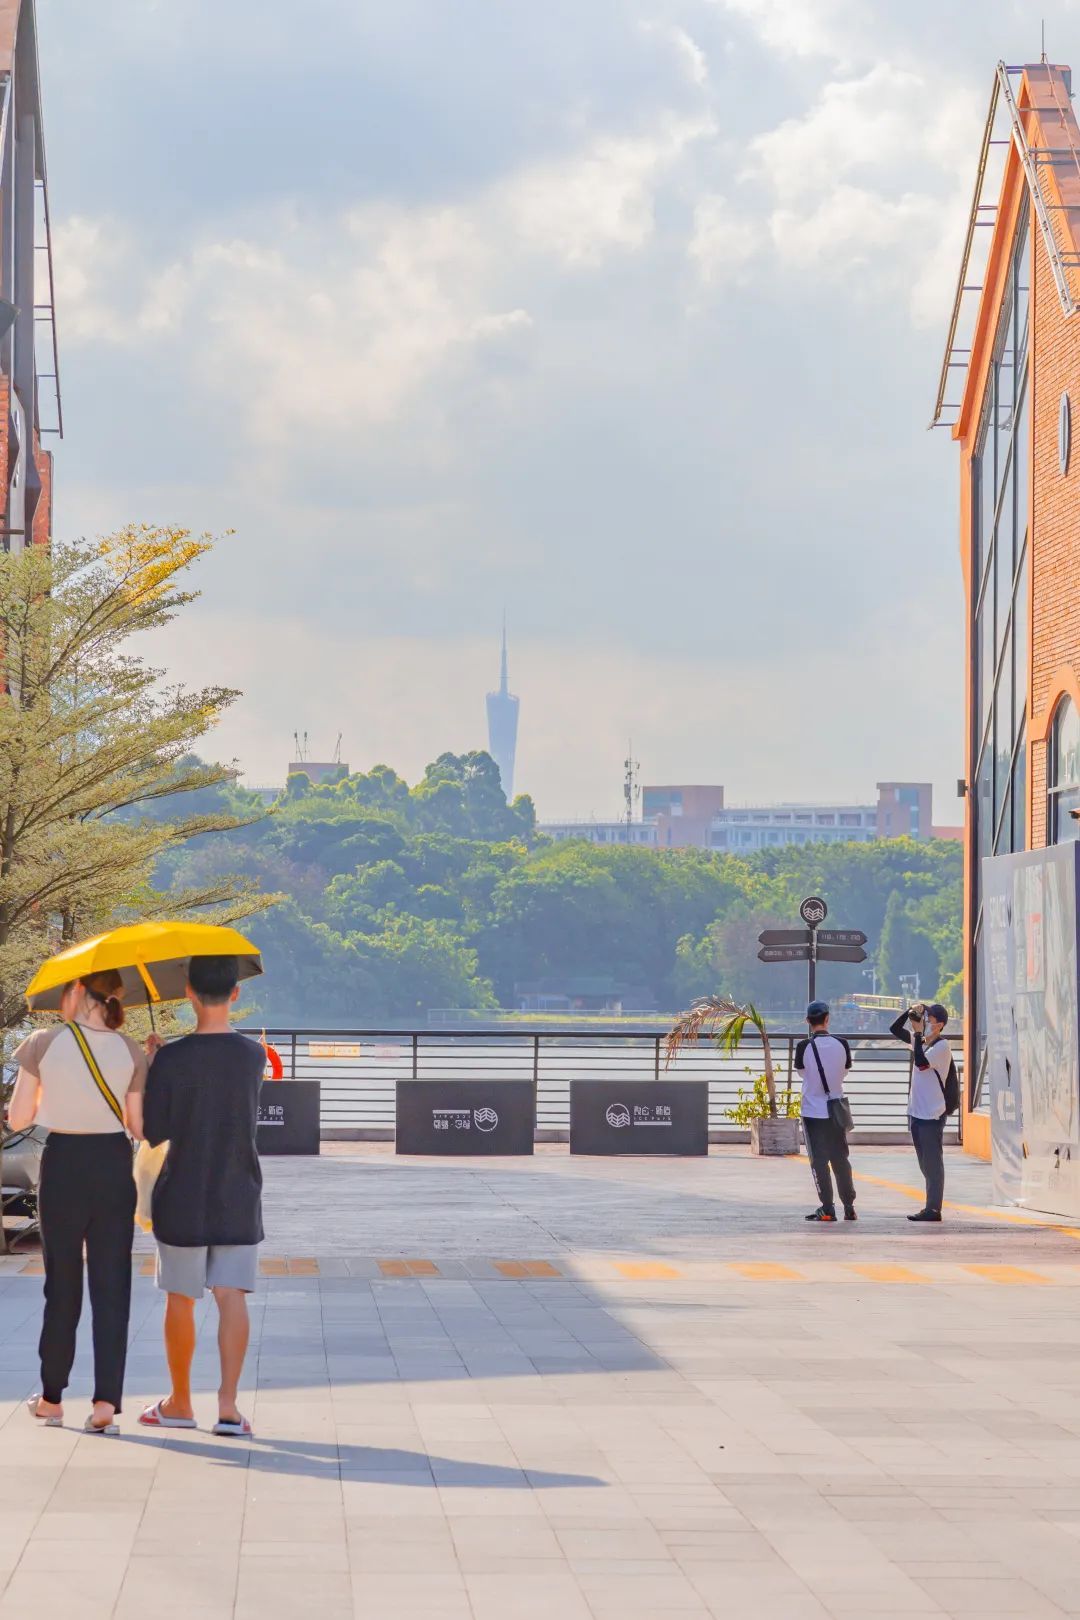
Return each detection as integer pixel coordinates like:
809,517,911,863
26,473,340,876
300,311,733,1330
924,1036,960,1116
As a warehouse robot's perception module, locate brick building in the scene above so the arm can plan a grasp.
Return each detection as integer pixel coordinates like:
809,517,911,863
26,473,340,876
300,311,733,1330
0,0,58,559
936,60,1080,1158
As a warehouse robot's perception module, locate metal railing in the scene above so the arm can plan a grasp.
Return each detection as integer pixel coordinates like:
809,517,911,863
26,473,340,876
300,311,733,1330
248,1028,961,1143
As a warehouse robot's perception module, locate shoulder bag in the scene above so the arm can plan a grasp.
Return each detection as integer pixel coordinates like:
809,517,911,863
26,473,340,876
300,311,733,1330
67,1022,166,1231
808,1035,855,1135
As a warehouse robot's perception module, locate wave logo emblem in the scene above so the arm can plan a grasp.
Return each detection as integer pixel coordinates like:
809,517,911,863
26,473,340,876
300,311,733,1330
605,1102,631,1129
474,1106,499,1132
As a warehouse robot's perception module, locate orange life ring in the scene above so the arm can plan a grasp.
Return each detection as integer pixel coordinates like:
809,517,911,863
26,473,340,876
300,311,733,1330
263,1043,284,1081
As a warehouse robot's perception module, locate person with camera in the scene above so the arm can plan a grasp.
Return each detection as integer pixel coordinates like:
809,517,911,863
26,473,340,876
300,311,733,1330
889,1002,954,1223
795,999,856,1223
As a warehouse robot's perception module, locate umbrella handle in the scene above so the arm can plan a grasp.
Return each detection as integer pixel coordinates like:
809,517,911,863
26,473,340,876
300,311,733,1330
145,986,156,1032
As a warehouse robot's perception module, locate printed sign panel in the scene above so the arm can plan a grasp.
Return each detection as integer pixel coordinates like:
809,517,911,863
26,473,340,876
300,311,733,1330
256,1081,321,1156
983,844,1080,1216
569,1080,708,1156
308,1041,363,1058
395,1081,535,1155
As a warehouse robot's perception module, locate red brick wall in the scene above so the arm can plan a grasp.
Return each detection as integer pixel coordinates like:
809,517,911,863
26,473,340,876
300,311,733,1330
32,430,51,548
1029,220,1080,847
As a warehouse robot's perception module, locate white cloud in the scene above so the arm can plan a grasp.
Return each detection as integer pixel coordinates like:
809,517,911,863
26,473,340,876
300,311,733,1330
689,194,763,283
506,115,715,265
709,0,862,60
640,19,710,85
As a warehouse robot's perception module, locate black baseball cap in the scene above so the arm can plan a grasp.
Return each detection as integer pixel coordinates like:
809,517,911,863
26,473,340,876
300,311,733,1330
806,999,830,1022
925,1002,948,1026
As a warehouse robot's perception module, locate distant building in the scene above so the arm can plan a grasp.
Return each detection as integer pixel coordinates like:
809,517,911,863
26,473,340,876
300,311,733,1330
709,783,940,851
486,621,519,800
540,819,658,846
286,760,349,786
515,978,656,1014
642,785,726,849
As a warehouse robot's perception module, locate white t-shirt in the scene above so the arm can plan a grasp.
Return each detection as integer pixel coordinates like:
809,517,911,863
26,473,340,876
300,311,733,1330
794,1033,851,1120
11,1023,146,1133
909,1035,951,1121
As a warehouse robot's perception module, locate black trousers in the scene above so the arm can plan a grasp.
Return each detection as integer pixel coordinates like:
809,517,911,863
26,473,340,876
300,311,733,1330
910,1116,946,1215
38,1132,135,1411
803,1114,855,1214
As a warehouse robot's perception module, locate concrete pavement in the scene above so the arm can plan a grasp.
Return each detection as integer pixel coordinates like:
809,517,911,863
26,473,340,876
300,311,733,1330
1,1146,1079,1617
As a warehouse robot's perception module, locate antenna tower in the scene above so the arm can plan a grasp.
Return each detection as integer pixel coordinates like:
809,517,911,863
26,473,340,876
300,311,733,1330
333,732,343,765
623,742,640,837
293,730,308,762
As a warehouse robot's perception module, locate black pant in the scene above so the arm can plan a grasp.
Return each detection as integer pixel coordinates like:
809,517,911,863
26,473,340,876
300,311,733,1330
803,1114,855,1214
910,1116,945,1214
38,1132,135,1411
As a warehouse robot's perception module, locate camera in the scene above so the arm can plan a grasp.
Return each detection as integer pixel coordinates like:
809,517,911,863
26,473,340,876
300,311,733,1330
908,1004,925,1025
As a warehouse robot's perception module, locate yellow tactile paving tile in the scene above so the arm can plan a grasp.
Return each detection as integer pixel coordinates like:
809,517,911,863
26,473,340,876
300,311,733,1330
259,1257,287,1276
848,1263,930,1285
730,1261,804,1281
494,1260,528,1277
964,1263,1052,1285
377,1259,413,1276
614,1261,682,1280
286,1257,320,1276
521,1260,561,1277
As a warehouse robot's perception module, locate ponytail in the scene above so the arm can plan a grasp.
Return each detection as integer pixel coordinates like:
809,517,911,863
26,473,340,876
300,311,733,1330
80,969,126,1030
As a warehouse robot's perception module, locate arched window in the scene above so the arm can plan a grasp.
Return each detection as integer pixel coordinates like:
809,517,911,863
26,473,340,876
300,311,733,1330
1048,696,1080,842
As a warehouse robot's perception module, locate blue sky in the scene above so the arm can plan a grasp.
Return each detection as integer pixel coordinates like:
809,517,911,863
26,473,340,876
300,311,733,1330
38,0,1075,817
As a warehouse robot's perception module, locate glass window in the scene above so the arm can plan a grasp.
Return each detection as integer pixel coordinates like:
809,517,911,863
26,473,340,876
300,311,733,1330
1012,386,1029,568
1013,546,1028,732
1015,213,1031,357
1010,727,1027,853
993,629,1014,818
976,738,994,863
994,490,1013,661
977,553,995,737
1048,697,1080,843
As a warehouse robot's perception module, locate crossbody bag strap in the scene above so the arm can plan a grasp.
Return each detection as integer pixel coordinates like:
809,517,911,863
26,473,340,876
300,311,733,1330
808,1035,831,1095
66,1022,126,1126
923,1034,948,1102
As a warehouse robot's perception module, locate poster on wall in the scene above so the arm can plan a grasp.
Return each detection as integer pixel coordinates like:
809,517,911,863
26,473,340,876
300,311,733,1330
982,844,1080,1216
981,853,1024,1203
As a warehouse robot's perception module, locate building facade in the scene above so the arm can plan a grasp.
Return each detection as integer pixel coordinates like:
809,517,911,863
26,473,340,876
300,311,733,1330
938,61,1080,1158
540,819,658,847
0,0,57,557
642,785,726,849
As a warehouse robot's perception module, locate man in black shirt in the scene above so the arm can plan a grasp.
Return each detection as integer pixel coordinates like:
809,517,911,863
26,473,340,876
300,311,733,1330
139,955,265,1437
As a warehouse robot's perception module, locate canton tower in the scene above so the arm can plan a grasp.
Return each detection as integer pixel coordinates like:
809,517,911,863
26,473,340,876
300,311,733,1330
486,619,519,801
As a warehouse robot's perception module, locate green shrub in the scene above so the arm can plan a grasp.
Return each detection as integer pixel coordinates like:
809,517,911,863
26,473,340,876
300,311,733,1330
725,1070,800,1125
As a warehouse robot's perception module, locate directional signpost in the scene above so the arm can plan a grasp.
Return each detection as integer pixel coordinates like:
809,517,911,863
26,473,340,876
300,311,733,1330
758,897,869,1004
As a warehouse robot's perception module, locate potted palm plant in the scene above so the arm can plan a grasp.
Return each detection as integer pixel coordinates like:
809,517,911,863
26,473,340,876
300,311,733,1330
666,995,801,1156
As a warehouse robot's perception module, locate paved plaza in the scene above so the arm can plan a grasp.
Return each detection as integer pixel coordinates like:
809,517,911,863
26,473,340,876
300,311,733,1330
2,1144,1080,1617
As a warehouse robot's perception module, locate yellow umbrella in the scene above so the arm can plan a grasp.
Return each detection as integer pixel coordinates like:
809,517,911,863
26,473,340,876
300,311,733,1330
25,921,263,1012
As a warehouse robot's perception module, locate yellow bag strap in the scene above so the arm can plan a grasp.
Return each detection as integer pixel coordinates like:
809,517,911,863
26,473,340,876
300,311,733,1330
66,1022,126,1126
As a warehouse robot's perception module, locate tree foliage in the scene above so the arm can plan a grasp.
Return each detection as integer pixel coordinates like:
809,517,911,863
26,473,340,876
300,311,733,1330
158,752,963,1025
0,527,272,1030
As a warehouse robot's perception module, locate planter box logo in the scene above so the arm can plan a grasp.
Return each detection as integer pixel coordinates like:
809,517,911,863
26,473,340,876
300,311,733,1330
604,1101,673,1129
432,1106,500,1133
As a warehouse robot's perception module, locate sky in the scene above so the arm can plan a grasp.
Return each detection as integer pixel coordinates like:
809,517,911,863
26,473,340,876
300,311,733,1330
36,0,1079,820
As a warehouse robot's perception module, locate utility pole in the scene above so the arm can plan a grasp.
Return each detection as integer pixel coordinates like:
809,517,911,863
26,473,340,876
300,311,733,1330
623,743,639,843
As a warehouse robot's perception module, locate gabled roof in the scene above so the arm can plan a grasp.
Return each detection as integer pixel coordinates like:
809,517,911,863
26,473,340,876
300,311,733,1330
933,60,1080,437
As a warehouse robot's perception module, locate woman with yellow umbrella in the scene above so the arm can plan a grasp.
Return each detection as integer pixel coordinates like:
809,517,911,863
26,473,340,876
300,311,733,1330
11,922,261,1435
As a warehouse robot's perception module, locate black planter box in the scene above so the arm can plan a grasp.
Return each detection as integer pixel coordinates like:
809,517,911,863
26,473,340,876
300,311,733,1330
570,1080,708,1155
396,1080,535,1155
256,1081,321,1155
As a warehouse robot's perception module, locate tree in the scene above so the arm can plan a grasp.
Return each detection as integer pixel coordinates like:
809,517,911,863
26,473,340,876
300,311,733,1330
877,890,940,1000
0,526,270,1032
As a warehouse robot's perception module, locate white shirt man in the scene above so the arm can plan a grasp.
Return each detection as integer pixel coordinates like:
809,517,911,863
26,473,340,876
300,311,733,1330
890,1002,953,1222
794,1000,856,1223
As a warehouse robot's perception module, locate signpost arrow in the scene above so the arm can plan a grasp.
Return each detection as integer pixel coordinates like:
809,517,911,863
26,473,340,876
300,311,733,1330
816,929,868,948
815,944,868,964
757,944,812,963
758,928,813,948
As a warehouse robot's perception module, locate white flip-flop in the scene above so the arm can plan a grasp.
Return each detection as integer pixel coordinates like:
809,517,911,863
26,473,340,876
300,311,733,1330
27,1394,61,1428
138,1398,197,1430
211,1414,253,1438
83,1414,119,1436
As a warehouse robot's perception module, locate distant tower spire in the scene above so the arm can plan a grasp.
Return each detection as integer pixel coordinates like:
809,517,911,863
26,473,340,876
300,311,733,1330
486,614,520,801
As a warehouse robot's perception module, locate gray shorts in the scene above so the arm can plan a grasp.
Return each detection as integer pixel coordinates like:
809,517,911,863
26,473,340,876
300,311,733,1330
155,1242,259,1300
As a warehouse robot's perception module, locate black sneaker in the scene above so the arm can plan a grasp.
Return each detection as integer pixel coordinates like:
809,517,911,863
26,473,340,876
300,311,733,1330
805,1207,837,1222
843,1207,857,1221
907,1209,942,1223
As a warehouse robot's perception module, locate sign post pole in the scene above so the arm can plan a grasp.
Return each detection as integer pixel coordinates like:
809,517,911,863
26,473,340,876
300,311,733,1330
799,896,828,1007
